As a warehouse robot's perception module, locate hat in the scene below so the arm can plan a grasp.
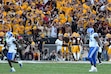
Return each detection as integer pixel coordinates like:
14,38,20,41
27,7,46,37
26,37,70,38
106,33,111,38
65,22,70,26
64,33,69,37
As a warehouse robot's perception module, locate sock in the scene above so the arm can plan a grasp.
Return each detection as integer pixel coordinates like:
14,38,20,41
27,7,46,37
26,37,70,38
77,52,80,60
73,53,77,60
94,65,96,67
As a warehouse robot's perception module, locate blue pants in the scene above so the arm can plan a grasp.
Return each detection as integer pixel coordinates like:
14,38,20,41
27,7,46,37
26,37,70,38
7,53,16,60
88,47,98,65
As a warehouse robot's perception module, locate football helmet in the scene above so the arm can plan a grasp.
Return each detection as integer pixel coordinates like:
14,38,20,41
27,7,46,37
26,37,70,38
5,31,13,38
87,28,94,34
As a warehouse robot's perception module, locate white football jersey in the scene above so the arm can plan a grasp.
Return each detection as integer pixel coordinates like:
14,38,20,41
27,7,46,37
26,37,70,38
6,37,17,53
89,33,99,47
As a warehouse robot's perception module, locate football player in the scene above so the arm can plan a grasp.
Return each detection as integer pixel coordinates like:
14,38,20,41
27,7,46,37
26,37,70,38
5,31,23,72
87,28,102,72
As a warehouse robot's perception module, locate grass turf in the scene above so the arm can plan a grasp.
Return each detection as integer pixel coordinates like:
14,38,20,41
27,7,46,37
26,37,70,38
0,62,111,74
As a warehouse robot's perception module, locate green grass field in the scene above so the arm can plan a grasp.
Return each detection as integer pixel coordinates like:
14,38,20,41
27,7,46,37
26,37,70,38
0,62,111,74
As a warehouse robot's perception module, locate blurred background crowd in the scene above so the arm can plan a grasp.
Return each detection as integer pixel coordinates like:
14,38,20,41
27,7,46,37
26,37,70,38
0,0,111,61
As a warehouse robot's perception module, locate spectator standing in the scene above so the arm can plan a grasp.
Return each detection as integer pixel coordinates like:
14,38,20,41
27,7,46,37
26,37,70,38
55,33,63,53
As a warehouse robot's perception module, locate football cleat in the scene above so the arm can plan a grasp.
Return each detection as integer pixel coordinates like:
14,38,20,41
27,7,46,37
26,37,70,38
89,66,97,72
10,67,16,72
18,61,23,68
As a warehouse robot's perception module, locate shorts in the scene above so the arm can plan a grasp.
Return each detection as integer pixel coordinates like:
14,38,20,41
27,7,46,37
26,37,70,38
71,45,80,53
61,46,69,54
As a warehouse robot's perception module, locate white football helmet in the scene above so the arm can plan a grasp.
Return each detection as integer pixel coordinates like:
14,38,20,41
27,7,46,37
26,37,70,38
87,28,94,35
5,31,13,38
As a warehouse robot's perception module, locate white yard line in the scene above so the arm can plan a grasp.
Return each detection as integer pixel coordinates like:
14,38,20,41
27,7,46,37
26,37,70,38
0,60,111,64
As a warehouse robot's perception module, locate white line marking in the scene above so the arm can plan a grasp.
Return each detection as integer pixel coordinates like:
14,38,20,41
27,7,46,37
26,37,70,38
0,61,111,64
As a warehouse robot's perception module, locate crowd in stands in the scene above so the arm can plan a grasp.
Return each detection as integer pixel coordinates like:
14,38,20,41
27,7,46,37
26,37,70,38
0,0,111,61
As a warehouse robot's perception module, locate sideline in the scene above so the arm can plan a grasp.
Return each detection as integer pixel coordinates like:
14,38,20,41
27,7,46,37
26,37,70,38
0,60,111,64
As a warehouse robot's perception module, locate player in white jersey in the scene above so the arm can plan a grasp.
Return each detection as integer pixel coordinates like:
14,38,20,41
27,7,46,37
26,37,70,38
5,31,23,72
87,28,102,72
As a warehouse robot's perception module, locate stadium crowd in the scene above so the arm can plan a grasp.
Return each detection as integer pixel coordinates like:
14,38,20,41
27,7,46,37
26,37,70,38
0,0,111,61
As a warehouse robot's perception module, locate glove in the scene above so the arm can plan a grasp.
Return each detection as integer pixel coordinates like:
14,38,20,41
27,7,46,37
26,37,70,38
98,47,102,53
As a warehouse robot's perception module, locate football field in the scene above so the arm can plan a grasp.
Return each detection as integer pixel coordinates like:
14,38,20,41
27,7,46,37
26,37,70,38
0,61,111,74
